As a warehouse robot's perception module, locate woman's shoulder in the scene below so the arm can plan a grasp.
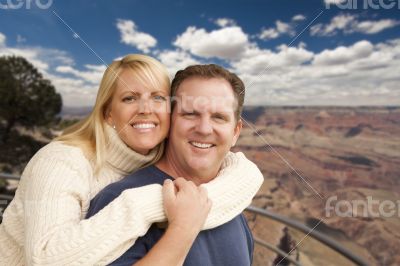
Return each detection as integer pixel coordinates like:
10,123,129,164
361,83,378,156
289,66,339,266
35,141,86,158
27,141,93,173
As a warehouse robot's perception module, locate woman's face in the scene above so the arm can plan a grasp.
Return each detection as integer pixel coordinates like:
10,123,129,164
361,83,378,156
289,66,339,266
106,69,170,155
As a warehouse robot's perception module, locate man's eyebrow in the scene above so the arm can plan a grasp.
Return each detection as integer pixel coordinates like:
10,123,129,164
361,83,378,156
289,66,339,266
180,107,198,113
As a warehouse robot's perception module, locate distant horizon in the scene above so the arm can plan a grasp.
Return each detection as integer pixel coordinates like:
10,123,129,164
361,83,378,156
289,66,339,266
60,104,400,119
62,104,400,110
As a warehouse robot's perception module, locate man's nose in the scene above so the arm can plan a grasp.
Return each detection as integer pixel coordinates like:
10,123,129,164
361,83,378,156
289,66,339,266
195,117,213,135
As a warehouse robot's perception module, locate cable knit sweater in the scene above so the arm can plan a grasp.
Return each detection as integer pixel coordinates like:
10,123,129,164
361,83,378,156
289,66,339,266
0,125,264,266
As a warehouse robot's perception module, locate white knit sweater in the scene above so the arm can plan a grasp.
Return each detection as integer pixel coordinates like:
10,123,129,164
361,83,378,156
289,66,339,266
0,125,263,266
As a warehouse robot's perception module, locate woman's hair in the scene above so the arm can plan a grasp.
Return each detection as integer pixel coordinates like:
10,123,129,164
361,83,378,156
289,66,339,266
56,54,170,173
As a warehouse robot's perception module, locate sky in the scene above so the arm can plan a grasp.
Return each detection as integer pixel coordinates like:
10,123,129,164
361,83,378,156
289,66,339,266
0,0,399,107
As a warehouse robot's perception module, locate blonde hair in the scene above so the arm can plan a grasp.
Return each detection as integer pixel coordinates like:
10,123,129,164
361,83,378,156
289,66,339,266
56,54,170,173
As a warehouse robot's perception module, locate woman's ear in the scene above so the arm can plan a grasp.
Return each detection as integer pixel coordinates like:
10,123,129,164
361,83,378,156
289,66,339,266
104,106,113,126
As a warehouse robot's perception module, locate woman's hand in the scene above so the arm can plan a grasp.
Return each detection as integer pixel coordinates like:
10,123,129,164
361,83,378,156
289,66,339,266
162,178,212,234
134,178,212,266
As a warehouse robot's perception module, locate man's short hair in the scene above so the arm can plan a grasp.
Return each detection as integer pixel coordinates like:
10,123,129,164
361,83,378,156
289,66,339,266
170,64,245,121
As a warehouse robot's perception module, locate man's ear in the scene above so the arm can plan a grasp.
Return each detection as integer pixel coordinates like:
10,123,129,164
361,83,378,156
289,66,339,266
232,119,243,147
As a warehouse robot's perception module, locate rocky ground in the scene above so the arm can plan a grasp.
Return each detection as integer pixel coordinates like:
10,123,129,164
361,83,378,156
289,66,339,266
237,106,400,266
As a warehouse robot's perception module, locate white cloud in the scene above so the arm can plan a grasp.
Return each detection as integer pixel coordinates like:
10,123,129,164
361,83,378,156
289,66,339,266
313,40,373,65
258,20,296,41
0,31,103,107
355,19,400,34
258,28,279,40
161,21,400,105
174,26,249,60
229,38,400,106
1,46,51,72
0,32,6,46
292,14,306,21
311,14,399,36
116,19,157,53
214,18,236,27
56,64,106,84
230,44,314,75
157,50,200,78
16,34,26,44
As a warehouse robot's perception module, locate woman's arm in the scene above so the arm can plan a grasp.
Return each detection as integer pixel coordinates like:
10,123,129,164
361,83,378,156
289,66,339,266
201,151,264,229
21,151,261,265
134,179,211,266
22,156,165,266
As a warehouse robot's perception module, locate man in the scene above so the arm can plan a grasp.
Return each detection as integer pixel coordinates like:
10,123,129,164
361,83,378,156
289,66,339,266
87,64,253,265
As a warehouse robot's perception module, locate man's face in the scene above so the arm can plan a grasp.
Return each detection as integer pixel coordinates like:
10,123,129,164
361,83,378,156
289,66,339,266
167,77,242,183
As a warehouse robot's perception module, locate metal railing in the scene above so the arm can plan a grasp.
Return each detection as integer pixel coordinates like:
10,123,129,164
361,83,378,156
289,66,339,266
245,205,368,266
0,173,368,265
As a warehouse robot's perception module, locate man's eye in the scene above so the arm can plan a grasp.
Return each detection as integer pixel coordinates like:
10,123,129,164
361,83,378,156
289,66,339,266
183,112,196,117
214,115,227,121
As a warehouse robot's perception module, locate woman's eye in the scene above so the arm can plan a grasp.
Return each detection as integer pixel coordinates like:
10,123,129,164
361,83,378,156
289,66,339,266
122,96,137,102
153,95,166,101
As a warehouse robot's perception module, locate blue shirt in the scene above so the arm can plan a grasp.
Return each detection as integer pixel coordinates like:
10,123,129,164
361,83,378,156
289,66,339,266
86,165,254,266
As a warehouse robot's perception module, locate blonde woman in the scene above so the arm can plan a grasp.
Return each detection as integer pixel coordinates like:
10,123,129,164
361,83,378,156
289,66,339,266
0,54,263,266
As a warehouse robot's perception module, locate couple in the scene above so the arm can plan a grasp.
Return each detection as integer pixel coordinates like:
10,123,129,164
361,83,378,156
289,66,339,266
0,54,263,265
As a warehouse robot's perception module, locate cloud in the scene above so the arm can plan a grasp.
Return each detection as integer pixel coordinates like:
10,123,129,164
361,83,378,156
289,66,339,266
355,19,400,34
229,38,400,106
116,19,157,53
214,18,236,27
174,26,249,60
311,14,400,36
230,44,314,75
55,64,106,84
313,40,373,65
16,34,26,44
0,31,103,107
0,32,6,46
258,20,296,41
157,50,200,77
292,14,306,21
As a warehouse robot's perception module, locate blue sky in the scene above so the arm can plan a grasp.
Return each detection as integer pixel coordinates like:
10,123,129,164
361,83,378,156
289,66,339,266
0,0,399,106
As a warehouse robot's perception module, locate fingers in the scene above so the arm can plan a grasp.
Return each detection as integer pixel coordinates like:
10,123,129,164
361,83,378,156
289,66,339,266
162,179,176,204
173,177,197,193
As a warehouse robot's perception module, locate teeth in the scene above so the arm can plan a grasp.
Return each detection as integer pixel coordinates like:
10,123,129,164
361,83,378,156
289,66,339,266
190,141,213,149
133,123,156,129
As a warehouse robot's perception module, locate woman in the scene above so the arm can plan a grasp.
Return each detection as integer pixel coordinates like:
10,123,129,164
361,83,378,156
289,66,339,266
0,54,263,265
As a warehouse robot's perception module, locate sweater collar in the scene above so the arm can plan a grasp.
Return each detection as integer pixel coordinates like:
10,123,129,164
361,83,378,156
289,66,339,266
104,124,159,174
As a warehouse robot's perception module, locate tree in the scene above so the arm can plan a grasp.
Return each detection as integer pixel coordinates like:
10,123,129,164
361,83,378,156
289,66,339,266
0,56,62,143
